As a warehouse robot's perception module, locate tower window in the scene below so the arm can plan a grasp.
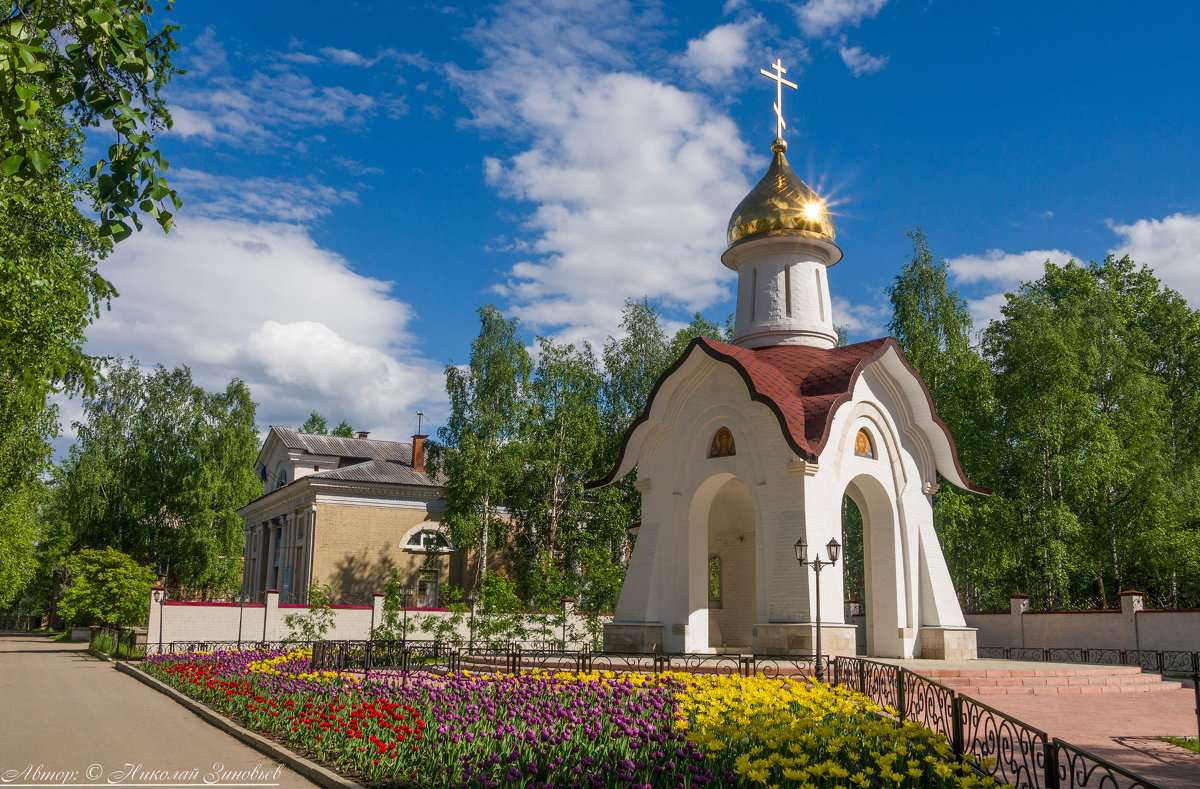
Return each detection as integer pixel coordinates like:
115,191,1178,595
854,428,875,459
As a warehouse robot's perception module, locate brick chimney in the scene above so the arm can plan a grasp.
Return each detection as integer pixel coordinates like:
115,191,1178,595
357,431,370,439
412,434,428,473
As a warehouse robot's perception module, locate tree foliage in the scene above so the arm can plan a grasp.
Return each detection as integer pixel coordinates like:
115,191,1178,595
883,231,1200,609
57,547,154,626
2,0,182,238
46,360,260,597
428,306,532,592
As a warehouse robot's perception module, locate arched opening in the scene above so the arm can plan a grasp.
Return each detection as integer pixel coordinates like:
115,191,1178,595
705,477,755,651
841,494,866,655
843,474,907,657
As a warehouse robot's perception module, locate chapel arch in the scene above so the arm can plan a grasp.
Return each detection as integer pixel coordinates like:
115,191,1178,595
686,472,757,653
843,473,908,658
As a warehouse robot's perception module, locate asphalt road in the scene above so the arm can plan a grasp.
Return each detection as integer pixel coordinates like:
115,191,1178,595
0,633,318,789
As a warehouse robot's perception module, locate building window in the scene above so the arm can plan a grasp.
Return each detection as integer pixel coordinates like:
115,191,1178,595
404,528,454,553
416,570,439,608
854,428,875,459
708,555,722,608
708,427,736,458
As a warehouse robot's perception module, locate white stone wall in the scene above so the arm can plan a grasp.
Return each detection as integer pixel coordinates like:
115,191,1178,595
965,594,1200,654
145,589,610,654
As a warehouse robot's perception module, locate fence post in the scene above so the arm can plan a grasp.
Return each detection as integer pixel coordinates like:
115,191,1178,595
1044,739,1060,789
366,641,374,673
1192,651,1199,741
951,694,963,757
896,669,906,721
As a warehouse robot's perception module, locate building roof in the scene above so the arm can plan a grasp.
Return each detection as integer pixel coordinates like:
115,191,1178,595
591,336,987,494
311,458,446,486
251,426,444,493
272,426,415,463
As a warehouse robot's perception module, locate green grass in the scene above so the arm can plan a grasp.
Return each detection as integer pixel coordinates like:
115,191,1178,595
1160,736,1200,754
49,631,72,642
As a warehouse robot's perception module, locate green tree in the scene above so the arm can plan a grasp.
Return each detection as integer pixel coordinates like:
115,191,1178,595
283,580,335,643
3,0,182,238
508,337,604,601
1,0,182,610
57,547,154,627
427,305,532,592
48,360,260,596
884,228,1011,609
982,256,1197,607
299,411,328,434
331,419,354,438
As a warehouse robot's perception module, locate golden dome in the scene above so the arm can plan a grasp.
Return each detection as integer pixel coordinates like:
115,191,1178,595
726,138,835,249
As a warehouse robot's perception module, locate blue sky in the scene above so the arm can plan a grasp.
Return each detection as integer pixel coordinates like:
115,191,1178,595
77,0,1200,442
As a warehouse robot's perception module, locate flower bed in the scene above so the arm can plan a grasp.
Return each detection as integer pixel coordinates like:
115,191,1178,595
142,649,998,787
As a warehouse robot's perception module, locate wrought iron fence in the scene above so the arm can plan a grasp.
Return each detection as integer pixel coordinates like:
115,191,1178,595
833,656,1167,789
975,646,1199,676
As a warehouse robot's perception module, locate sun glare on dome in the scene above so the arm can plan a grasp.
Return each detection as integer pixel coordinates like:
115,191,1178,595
802,202,822,221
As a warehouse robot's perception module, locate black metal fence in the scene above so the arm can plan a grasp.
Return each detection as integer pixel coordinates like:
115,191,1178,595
977,646,1200,675
833,657,1166,789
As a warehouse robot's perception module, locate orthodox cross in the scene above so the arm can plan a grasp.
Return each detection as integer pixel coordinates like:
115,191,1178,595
759,58,798,140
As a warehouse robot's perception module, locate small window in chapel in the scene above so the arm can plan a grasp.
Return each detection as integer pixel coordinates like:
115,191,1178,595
708,427,736,458
854,428,875,459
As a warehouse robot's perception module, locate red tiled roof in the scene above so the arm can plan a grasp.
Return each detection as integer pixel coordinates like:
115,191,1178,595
590,336,985,493
694,337,893,458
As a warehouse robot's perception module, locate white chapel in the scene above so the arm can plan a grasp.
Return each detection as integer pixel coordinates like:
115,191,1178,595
594,62,984,660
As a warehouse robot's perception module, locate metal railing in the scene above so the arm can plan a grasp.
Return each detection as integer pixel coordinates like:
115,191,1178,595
976,646,1199,675
833,656,1167,789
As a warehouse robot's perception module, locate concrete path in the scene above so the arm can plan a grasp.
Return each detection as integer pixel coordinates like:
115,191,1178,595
0,634,318,789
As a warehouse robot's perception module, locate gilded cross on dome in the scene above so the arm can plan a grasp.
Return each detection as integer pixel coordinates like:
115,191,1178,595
759,58,798,142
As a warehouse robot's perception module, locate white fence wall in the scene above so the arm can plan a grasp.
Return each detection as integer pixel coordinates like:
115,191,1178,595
963,592,1200,654
145,587,611,654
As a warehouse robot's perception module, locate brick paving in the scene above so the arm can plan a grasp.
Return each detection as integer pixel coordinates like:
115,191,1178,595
873,658,1200,788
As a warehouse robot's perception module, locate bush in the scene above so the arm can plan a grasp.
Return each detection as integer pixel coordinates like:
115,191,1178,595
58,548,155,627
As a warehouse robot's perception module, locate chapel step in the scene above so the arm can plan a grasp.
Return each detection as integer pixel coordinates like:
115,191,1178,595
910,664,1183,695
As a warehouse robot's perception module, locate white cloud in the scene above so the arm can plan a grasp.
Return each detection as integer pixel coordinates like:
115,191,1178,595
1109,213,1200,305
795,0,888,37
948,248,1074,288
168,29,390,149
947,248,1075,332
678,20,761,87
832,296,888,338
838,42,888,76
453,0,752,348
86,216,446,439
171,169,359,223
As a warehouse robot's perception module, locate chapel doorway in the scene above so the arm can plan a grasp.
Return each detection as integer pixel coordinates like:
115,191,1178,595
841,495,867,654
843,475,906,657
705,477,756,651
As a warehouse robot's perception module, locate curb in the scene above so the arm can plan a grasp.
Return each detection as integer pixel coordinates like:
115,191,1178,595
115,662,362,789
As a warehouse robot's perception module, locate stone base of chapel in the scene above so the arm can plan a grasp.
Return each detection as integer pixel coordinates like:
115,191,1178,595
602,621,664,653
916,626,978,660
754,623,858,657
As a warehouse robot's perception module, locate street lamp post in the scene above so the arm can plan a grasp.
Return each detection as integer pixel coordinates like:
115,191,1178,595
794,536,841,683
467,589,479,654
153,589,165,655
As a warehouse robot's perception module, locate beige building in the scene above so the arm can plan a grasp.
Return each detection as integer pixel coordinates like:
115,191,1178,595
237,427,468,605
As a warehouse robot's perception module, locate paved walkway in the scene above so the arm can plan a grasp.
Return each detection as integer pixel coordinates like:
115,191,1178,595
0,634,318,789
871,657,1200,788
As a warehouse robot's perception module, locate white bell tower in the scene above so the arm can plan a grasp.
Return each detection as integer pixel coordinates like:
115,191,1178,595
722,60,842,350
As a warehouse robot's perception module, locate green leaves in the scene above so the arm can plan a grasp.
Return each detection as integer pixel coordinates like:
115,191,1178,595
2,0,182,238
